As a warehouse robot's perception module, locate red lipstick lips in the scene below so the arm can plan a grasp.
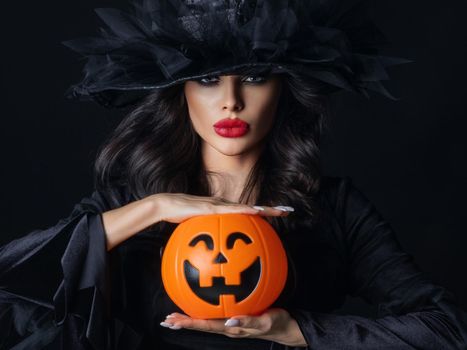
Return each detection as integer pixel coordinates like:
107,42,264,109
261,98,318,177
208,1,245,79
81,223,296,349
213,118,249,138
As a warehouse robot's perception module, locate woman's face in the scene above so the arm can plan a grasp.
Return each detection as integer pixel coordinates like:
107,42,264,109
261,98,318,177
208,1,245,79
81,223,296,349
183,73,282,157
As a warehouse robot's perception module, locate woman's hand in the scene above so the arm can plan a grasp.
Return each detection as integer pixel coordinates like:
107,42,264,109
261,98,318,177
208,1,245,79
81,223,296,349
159,308,308,347
152,193,294,224
102,192,293,251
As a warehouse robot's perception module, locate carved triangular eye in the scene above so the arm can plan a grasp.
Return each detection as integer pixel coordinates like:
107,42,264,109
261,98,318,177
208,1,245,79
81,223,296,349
226,232,252,249
189,234,214,250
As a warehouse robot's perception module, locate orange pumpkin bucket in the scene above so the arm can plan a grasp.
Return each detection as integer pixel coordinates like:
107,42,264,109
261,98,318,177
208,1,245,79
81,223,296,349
161,213,288,319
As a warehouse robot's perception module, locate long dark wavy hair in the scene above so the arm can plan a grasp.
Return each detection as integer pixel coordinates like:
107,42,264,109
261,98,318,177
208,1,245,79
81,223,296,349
94,65,329,240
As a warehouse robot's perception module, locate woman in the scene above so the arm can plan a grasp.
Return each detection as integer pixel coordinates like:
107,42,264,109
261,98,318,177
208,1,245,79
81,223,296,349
1,0,466,349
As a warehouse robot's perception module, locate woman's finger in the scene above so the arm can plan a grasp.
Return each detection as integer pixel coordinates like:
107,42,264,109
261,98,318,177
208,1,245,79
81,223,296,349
225,204,294,216
160,315,263,339
161,315,228,333
225,315,264,330
254,205,294,216
213,204,262,215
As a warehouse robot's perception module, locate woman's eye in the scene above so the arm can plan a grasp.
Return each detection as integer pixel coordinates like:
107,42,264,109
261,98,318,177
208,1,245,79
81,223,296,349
197,76,219,85
195,75,267,86
243,75,266,83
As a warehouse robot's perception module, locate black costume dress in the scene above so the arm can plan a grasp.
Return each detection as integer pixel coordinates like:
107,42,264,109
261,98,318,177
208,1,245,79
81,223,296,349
1,176,466,349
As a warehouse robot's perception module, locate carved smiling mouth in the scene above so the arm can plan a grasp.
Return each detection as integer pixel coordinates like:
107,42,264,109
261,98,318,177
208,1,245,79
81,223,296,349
183,257,261,305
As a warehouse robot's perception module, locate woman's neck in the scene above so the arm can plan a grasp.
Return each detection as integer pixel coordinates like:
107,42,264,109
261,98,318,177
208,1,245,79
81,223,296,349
202,141,264,204
207,171,258,204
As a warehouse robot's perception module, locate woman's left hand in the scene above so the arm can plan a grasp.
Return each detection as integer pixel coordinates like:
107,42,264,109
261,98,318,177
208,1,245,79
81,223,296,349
160,308,308,347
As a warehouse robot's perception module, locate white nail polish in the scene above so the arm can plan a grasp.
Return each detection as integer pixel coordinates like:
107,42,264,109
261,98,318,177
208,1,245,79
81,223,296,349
224,319,240,327
273,206,295,212
252,206,265,211
169,325,182,330
166,315,175,319
160,322,173,328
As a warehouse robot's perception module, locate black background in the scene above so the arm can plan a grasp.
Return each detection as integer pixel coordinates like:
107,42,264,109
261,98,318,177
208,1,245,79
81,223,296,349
0,0,466,316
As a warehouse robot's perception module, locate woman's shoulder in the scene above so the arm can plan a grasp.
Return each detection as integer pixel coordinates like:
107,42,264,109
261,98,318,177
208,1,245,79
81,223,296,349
318,175,394,244
318,175,374,221
318,175,353,203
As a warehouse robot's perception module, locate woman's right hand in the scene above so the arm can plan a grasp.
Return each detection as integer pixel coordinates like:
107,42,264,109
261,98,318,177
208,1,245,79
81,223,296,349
152,193,293,224
102,193,293,251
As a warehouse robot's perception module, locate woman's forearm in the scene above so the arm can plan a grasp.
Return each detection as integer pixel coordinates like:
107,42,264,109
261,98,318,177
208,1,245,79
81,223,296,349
101,194,161,251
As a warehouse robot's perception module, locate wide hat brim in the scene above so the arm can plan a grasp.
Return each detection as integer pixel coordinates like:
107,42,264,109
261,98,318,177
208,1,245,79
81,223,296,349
66,62,341,108
63,0,411,108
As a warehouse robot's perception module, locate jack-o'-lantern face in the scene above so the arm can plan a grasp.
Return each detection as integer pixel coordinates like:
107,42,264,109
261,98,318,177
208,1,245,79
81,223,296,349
184,231,261,305
161,213,288,319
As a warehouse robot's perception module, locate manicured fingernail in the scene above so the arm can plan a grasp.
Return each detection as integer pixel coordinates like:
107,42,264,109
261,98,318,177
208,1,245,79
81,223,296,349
224,319,240,327
169,325,182,330
160,322,173,328
252,206,265,211
273,206,295,212
165,315,175,319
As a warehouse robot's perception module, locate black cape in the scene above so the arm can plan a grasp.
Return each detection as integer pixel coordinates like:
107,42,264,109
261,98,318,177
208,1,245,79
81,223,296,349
1,176,466,349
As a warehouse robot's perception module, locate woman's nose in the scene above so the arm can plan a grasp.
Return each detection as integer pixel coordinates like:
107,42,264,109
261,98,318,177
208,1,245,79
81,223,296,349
221,77,244,112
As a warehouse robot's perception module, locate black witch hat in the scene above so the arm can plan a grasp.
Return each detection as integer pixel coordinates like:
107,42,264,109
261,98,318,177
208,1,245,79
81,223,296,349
63,0,410,108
